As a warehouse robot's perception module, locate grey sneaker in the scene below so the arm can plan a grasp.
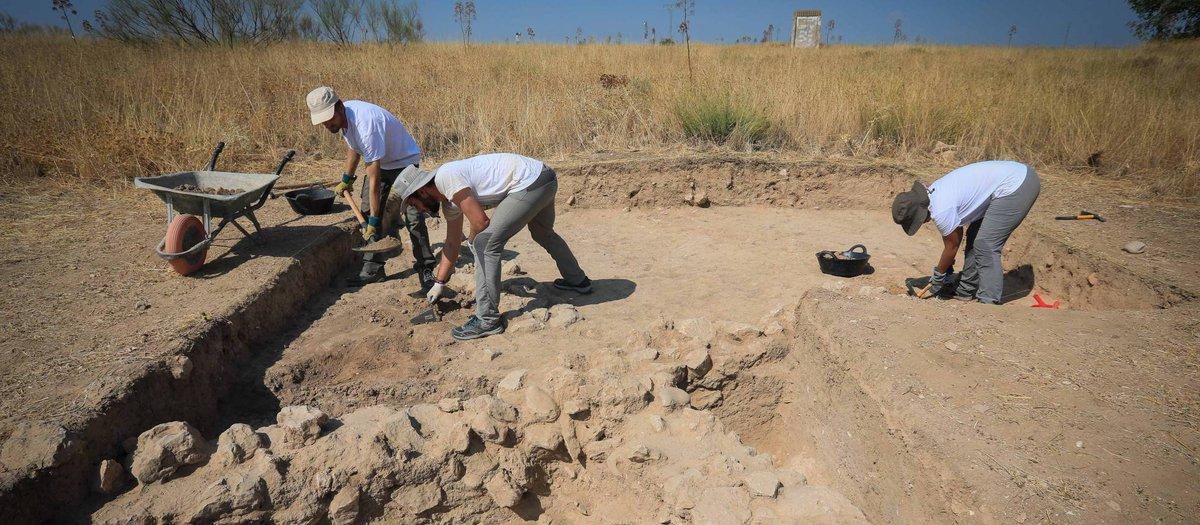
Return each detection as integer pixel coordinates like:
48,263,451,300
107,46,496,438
553,277,593,294
451,315,506,341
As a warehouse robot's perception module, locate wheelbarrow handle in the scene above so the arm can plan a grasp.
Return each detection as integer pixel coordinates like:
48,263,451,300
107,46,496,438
207,141,226,171
273,150,296,177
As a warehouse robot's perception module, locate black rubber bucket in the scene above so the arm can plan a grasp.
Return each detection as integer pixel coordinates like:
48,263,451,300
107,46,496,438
816,244,871,278
284,187,336,215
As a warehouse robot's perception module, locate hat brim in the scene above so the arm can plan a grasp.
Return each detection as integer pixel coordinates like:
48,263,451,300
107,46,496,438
396,166,436,211
310,105,335,125
903,205,929,236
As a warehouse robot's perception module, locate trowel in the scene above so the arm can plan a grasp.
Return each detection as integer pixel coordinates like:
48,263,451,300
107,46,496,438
411,301,442,325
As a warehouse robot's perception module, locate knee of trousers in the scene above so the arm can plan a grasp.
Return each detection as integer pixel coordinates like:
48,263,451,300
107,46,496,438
472,231,499,254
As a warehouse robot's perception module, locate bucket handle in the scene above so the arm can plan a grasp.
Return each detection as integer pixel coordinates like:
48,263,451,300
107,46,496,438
847,244,867,255
817,250,836,260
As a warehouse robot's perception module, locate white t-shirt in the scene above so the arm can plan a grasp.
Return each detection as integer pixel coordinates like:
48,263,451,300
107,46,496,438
341,100,421,170
435,153,545,219
928,160,1029,236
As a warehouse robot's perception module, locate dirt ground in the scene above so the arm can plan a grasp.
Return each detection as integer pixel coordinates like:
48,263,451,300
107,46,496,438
1,152,1198,523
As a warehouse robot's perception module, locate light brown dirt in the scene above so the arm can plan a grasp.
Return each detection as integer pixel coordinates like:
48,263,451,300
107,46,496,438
2,152,1198,523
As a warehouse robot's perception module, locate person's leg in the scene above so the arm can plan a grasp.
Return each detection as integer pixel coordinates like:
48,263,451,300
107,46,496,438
973,168,1041,304
525,171,588,287
467,182,556,328
955,219,983,299
358,169,400,279
402,206,437,284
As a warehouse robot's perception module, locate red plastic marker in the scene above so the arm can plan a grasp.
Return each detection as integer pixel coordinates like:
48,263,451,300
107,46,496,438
1031,293,1061,309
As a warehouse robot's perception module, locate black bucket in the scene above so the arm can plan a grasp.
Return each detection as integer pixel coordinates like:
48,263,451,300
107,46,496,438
284,187,336,215
816,244,872,278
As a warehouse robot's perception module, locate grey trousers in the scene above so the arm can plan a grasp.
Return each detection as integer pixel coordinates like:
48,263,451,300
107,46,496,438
359,165,437,277
956,167,1041,304
471,167,587,325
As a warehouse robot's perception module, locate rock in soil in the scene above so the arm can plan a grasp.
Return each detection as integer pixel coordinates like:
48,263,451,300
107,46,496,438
130,421,209,484
1122,240,1146,254
96,459,124,494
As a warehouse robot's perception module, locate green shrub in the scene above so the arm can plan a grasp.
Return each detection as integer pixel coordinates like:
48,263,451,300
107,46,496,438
676,91,771,144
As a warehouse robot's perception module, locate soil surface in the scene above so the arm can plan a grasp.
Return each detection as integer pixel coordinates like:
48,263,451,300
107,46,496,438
1,152,1198,523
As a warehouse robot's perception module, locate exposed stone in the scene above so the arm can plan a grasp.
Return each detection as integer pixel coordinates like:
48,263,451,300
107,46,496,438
744,471,782,498
189,473,267,522
391,483,443,515
762,320,785,336
498,369,527,391
481,348,503,361
169,355,193,380
328,485,361,525
525,425,565,452
656,386,690,410
1122,241,1146,254
0,422,75,472
277,405,328,445
484,471,522,508
438,397,463,412
529,307,551,323
649,415,666,432
130,421,209,484
523,386,560,423
626,444,664,463
690,389,723,410
723,322,763,341
631,348,659,361
96,459,124,494
563,399,590,418
214,423,262,467
508,318,545,334
684,348,713,378
548,304,581,328
676,317,716,346
1087,273,1101,286
469,413,501,443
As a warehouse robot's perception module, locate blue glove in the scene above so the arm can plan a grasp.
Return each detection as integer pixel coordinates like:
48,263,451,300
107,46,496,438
334,173,356,196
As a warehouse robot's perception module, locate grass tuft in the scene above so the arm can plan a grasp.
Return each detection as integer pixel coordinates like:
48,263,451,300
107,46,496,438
676,90,771,145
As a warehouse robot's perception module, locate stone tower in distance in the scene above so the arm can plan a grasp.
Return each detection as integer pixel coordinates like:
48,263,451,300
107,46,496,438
791,9,821,47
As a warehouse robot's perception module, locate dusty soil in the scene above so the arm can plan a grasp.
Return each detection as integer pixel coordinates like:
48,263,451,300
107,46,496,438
1,151,1198,523
174,184,241,196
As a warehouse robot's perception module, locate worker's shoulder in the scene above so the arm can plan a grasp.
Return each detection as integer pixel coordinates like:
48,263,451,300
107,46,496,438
344,100,399,121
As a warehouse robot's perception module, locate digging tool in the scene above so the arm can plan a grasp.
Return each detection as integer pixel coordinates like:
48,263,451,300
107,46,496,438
1031,293,1061,309
1055,210,1106,222
342,189,368,225
411,302,442,324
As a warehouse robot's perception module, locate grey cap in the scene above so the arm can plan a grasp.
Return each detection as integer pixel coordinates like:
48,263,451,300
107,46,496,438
394,165,436,211
892,180,930,236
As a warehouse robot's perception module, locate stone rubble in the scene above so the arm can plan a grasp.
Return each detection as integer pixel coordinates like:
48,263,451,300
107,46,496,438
91,310,869,524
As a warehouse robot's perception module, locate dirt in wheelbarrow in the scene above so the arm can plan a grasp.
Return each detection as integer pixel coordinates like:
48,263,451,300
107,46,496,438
175,183,241,196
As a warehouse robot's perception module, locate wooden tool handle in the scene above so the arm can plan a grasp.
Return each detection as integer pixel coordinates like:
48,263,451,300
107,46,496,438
343,190,367,225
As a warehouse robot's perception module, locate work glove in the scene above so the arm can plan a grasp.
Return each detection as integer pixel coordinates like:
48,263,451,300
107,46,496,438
426,280,446,304
334,173,356,196
924,266,953,298
361,215,380,242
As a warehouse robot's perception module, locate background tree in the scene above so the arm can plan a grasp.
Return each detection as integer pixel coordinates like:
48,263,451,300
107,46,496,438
51,0,78,38
1007,24,1018,45
761,23,773,43
368,0,422,44
526,26,535,42
452,0,475,44
892,17,906,43
676,0,694,80
1128,0,1200,40
826,18,836,45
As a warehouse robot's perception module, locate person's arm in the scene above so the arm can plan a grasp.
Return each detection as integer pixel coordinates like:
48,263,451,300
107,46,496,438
343,147,361,177
437,214,465,282
365,160,382,219
451,190,490,241
936,227,962,273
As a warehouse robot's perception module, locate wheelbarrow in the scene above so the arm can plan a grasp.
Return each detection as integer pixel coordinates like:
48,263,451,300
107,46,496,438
134,142,295,275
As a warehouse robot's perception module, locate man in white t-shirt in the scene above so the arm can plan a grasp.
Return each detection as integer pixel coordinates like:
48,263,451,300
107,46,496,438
891,160,1041,304
396,153,591,340
306,86,437,288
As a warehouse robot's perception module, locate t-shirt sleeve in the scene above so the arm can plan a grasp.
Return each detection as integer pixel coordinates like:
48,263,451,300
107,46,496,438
930,205,958,237
357,116,386,164
435,170,471,220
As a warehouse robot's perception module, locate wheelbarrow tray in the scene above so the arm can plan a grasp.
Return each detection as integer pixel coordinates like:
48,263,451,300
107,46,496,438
134,170,279,218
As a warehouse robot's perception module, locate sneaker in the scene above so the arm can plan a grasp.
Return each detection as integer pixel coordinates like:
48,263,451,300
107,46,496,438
553,277,593,294
451,315,506,341
346,272,384,287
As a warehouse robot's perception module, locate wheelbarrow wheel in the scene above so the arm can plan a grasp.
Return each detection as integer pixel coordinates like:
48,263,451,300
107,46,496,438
165,214,208,276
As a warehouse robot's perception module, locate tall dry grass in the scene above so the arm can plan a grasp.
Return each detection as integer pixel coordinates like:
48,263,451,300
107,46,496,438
1,36,1197,197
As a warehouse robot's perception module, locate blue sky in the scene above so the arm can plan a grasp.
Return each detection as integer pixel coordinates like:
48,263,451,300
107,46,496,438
2,0,1142,47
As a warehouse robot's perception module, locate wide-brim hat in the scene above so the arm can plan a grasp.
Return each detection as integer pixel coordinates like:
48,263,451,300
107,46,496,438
892,180,930,236
395,165,436,211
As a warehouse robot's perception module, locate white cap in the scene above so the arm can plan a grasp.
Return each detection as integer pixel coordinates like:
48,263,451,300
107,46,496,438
306,86,339,125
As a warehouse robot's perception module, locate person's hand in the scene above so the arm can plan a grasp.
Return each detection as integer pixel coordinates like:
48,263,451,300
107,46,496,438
426,281,445,304
927,267,950,297
334,173,356,196
361,215,380,242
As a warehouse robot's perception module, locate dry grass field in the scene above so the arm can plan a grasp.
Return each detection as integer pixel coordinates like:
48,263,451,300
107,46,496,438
0,36,1197,197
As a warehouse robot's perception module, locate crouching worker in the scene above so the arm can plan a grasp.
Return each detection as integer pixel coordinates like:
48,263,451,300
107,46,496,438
306,86,437,288
397,153,592,340
891,160,1040,304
